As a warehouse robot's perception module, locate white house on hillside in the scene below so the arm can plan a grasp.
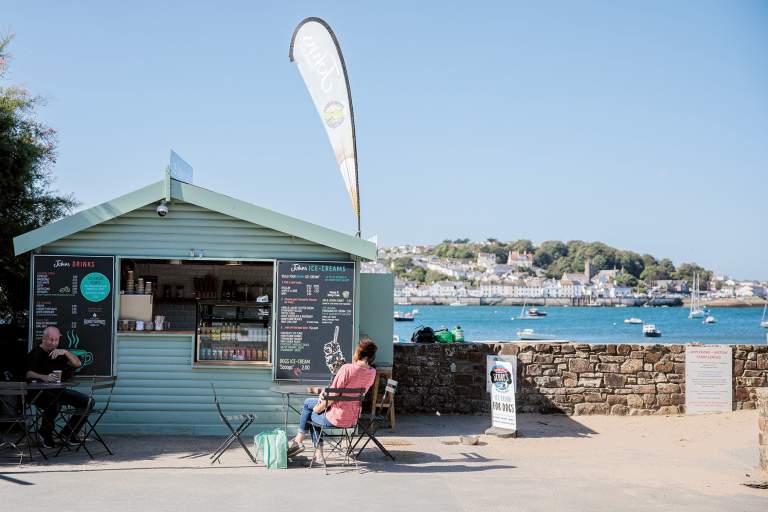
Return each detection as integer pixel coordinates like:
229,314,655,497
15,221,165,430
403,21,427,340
507,251,534,269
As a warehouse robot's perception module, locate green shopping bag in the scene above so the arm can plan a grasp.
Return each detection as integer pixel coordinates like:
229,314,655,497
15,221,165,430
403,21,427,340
434,328,455,343
254,428,288,469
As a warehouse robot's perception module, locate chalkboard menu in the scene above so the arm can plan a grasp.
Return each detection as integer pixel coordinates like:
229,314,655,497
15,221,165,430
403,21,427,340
31,255,115,376
275,261,355,381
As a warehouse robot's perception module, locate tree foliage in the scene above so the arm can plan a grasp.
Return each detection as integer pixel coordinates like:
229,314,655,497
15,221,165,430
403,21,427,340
425,269,450,284
508,239,534,254
0,36,77,323
673,263,712,290
433,241,475,260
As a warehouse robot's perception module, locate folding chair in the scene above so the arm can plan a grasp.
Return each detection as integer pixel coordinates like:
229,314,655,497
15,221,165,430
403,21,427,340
308,387,366,474
351,379,397,461
55,376,117,458
0,382,35,464
209,382,257,464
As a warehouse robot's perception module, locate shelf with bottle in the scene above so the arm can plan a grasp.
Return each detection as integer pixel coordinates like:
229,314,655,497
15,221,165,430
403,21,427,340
198,342,269,362
197,323,270,343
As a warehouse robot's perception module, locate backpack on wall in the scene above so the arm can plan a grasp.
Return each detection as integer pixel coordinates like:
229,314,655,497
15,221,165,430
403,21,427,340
411,326,436,343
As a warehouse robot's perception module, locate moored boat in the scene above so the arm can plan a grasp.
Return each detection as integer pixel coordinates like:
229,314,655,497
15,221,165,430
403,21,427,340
643,324,662,337
516,328,558,341
516,300,544,320
624,317,642,324
688,272,709,318
702,315,717,324
393,311,415,322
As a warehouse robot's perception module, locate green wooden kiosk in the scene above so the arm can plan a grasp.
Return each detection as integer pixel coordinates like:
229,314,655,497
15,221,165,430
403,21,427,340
13,174,393,435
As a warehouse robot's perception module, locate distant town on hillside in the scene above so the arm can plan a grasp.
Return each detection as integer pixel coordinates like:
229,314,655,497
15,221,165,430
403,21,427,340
361,239,767,303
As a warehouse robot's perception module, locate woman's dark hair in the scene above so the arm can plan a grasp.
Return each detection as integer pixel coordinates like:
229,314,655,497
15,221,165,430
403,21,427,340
353,337,377,364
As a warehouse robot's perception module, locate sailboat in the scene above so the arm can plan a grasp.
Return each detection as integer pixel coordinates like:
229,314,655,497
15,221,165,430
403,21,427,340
761,301,768,328
688,272,709,319
514,299,543,320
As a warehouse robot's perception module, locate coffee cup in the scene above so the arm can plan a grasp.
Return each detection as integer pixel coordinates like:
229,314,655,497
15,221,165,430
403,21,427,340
52,370,62,383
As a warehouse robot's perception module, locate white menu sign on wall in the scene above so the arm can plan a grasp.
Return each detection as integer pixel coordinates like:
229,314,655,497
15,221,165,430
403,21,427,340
685,345,732,414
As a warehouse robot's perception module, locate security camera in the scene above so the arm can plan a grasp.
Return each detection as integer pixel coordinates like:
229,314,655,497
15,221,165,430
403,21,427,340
156,201,169,217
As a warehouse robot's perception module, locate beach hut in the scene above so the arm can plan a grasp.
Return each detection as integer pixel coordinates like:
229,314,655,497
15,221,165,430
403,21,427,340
13,172,392,434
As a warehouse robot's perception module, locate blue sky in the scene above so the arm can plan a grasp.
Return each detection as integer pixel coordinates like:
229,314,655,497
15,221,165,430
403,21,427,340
4,1,767,279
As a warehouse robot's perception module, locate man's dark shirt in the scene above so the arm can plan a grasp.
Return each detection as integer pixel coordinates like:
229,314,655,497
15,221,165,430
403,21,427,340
26,346,74,381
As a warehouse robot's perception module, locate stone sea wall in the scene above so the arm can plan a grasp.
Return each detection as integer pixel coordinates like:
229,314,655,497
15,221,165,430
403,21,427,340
392,342,768,416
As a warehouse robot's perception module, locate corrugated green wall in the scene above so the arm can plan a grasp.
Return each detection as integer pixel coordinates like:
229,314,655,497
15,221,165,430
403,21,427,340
41,201,348,260
99,334,295,435
40,199,352,435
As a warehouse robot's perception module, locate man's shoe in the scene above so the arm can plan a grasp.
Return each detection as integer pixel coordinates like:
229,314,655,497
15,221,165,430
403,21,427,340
40,437,57,449
63,434,90,447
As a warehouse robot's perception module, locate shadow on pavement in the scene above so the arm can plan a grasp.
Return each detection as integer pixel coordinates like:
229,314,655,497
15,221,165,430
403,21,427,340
292,450,516,475
387,413,597,439
363,450,515,474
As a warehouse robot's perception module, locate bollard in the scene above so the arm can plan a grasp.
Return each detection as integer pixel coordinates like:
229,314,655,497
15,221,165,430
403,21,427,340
757,388,768,473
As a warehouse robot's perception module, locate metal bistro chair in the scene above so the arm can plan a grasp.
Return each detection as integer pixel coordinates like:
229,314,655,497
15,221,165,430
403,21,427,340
0,381,35,464
308,387,366,473
209,382,257,464
351,378,398,461
55,376,117,458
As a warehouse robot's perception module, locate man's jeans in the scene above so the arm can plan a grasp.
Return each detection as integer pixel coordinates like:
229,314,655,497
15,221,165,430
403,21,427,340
33,388,94,441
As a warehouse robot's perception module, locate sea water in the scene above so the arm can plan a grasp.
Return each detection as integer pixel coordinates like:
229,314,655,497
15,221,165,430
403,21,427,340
393,305,768,345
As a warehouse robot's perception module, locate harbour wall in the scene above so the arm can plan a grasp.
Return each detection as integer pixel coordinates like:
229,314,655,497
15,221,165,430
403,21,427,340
393,342,768,416
395,297,683,307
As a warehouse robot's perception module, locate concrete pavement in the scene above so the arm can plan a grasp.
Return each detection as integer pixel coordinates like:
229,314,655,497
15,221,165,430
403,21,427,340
2,412,766,511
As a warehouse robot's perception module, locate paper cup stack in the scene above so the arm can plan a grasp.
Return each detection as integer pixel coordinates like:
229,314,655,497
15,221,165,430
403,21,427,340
126,270,135,294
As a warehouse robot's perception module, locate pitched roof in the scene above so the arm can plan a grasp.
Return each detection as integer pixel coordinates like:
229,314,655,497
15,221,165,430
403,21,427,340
13,179,376,260
561,273,586,284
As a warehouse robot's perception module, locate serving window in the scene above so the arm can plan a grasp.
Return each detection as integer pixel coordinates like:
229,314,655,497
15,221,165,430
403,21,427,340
117,259,274,366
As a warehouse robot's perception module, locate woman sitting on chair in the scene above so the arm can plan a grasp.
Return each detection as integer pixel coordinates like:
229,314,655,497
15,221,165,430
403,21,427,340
287,338,377,460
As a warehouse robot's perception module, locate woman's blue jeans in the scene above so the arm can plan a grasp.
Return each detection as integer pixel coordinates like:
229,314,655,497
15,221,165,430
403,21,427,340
299,398,335,444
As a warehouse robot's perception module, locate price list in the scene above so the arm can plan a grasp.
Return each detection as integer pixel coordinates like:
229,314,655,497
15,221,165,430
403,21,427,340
275,261,355,380
31,255,115,376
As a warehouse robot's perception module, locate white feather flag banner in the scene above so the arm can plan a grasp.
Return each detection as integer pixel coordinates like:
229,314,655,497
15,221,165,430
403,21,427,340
289,17,360,236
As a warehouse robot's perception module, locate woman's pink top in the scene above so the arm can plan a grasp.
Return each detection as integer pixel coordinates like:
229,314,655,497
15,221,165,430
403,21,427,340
324,363,376,427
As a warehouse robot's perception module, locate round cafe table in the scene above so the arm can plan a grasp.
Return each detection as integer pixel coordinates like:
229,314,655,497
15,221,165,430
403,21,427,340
269,384,319,429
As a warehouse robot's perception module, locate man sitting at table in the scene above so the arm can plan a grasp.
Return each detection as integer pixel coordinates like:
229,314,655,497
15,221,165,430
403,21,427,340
26,326,94,448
